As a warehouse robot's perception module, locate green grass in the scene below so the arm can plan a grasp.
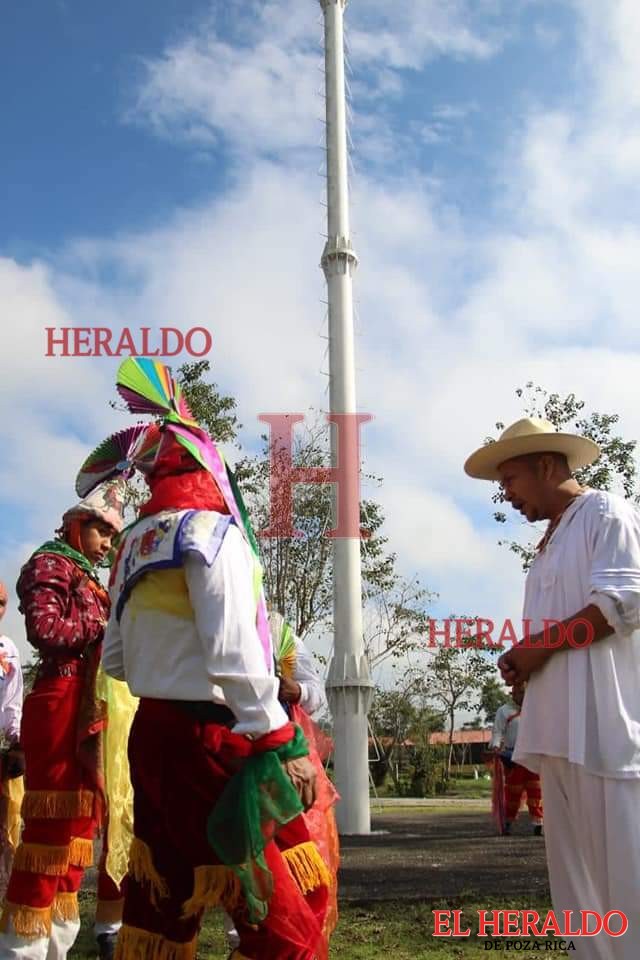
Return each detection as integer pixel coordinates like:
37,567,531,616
444,778,492,799
73,895,569,958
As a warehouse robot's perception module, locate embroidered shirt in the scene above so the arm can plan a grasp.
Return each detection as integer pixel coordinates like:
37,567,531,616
103,510,287,738
17,554,109,656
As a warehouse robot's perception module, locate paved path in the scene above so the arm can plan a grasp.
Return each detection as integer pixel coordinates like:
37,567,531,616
339,806,549,901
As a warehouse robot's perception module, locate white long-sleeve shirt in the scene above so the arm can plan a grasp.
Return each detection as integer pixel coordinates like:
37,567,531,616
0,635,22,743
513,490,640,779
291,636,326,717
102,510,288,738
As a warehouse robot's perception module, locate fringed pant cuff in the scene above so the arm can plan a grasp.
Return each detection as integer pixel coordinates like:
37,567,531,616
22,789,94,820
52,892,79,923
181,865,242,918
0,902,52,939
114,925,197,960
128,838,170,905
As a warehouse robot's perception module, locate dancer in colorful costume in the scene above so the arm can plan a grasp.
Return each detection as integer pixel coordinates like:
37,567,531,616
0,480,125,959
0,584,25,902
97,358,326,960
489,682,543,836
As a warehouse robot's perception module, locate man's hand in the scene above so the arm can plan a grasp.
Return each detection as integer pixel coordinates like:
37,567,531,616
284,756,317,811
279,677,302,704
498,643,552,685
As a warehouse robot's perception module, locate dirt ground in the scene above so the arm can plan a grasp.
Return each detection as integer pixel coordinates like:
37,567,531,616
339,805,550,902
85,803,549,904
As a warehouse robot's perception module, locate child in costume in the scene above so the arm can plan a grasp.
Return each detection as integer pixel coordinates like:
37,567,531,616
489,681,543,836
0,480,125,960
94,358,327,960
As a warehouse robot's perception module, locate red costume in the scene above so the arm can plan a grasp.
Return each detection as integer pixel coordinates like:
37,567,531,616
0,481,126,959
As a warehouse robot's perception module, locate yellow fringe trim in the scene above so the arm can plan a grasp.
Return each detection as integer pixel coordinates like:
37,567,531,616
68,836,94,867
52,892,79,923
129,837,170,905
0,902,52,939
114,924,197,960
13,842,70,876
22,788,94,820
181,864,242,918
282,841,331,896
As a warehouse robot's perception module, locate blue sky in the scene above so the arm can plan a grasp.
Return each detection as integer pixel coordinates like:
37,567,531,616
3,0,579,255
2,0,640,676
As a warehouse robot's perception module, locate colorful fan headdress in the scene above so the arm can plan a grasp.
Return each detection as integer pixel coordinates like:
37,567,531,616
86,357,272,668
76,424,160,499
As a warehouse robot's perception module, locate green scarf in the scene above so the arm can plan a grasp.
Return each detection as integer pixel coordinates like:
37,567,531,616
32,540,98,579
207,725,309,922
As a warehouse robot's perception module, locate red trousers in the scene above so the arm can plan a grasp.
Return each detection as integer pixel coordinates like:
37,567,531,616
505,762,543,824
1,676,97,938
117,699,328,960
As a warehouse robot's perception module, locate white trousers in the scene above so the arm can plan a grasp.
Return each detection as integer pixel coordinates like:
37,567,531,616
0,918,80,960
540,757,640,960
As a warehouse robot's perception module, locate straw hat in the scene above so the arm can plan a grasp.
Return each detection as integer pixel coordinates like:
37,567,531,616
464,417,600,481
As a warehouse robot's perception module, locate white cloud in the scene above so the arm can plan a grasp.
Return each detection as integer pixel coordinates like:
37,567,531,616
127,0,506,156
6,0,640,682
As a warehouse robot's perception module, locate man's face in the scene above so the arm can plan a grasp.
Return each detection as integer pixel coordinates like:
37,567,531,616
497,456,548,523
79,520,115,565
0,585,7,622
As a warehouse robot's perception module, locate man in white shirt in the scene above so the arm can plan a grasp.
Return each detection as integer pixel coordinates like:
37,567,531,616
489,682,543,836
0,582,24,902
0,583,23,752
465,417,640,960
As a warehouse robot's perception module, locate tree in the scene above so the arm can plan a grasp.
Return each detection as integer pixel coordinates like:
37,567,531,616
491,383,639,569
369,678,445,794
118,363,435,668
243,412,431,650
479,677,511,725
177,361,241,445
428,641,494,778
369,685,418,791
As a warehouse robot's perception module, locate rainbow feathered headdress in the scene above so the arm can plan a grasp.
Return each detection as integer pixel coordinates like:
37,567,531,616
76,357,260,550
76,357,271,665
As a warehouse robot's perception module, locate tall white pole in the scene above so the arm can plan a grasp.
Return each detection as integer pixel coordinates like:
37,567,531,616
319,0,372,835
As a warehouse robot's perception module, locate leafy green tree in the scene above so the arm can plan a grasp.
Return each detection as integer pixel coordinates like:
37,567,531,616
491,383,639,569
428,642,494,778
479,676,511,725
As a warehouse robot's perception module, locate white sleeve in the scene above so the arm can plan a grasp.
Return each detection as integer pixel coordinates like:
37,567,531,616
490,707,506,749
293,638,327,717
184,526,288,737
589,498,640,637
102,615,126,681
0,643,23,742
